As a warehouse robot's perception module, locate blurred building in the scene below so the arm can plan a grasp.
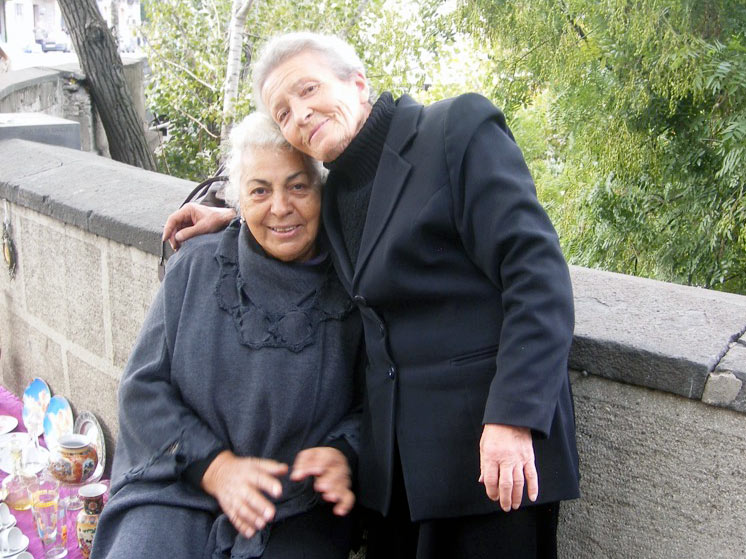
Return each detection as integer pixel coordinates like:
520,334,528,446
1,0,141,53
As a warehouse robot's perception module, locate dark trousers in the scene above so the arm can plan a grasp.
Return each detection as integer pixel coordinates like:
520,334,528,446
365,455,559,559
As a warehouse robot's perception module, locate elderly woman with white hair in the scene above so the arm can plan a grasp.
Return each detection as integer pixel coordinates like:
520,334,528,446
91,112,363,559
165,31,580,559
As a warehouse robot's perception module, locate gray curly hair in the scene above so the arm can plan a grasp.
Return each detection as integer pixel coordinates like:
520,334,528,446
223,112,325,210
252,31,376,114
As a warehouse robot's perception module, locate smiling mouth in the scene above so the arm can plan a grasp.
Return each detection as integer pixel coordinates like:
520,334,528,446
308,120,328,143
269,225,300,233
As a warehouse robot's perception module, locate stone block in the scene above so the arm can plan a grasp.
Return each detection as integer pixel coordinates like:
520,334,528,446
107,244,160,370
561,371,746,559
0,294,10,387
63,232,105,355
717,341,746,377
19,216,105,357
67,353,118,477
0,113,80,150
701,372,742,406
716,343,746,412
570,266,746,400
19,216,66,333
5,311,65,397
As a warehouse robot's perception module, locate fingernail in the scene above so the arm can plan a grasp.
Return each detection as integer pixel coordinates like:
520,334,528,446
264,508,273,520
255,518,265,529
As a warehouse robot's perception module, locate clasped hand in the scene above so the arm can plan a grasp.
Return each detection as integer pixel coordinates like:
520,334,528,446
201,447,353,538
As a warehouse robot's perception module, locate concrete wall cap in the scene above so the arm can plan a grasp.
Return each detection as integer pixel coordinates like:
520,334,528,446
570,265,746,406
2,139,746,410
0,138,194,256
0,67,61,98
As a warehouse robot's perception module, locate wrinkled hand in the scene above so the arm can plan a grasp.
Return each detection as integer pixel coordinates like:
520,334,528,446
162,203,236,250
201,450,288,538
479,424,538,512
290,447,355,516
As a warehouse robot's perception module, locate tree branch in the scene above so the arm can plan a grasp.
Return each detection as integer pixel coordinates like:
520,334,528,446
162,58,218,93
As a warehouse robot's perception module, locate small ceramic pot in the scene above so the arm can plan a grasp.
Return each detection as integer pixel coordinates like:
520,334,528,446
76,483,107,559
49,434,98,484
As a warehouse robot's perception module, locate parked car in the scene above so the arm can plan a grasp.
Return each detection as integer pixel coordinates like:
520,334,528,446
42,32,71,53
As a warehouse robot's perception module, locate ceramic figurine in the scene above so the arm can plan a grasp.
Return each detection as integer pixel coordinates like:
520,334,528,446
76,483,107,559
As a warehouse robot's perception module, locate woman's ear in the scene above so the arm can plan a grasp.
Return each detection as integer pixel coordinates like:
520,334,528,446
352,71,370,104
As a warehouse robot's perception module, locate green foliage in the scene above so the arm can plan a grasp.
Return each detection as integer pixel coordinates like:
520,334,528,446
141,0,232,181
462,0,746,293
142,0,746,294
140,0,455,181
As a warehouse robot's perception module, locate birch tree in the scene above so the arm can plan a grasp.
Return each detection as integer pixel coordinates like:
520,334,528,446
141,0,455,180
221,0,255,143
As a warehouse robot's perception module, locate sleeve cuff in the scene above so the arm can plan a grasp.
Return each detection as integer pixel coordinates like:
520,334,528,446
181,446,226,489
325,437,358,479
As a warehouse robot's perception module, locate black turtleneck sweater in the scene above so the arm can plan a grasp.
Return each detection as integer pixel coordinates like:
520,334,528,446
325,92,396,266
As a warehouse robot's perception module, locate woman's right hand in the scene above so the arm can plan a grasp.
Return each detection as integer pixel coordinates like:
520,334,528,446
162,203,236,250
201,450,288,538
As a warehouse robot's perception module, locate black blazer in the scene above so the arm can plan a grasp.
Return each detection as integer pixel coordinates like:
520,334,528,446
323,93,580,521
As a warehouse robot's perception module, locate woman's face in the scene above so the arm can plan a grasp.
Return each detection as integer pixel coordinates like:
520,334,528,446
261,51,371,163
239,147,321,263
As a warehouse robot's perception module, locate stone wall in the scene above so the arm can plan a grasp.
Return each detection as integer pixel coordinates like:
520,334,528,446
0,56,156,155
1,139,745,556
0,139,192,473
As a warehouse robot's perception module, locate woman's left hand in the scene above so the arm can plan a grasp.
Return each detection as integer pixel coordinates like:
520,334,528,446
290,447,355,516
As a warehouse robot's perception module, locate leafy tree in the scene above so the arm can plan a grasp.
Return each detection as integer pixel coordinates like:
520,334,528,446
140,0,232,180
462,0,746,293
140,0,454,181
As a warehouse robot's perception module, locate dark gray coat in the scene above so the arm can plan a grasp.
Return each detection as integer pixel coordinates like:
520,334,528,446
93,221,363,558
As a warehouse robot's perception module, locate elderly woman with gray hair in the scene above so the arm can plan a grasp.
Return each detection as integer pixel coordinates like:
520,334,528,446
166,31,579,559
91,112,363,559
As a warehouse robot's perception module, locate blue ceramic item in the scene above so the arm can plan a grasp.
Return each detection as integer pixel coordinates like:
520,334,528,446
21,378,51,436
43,395,74,451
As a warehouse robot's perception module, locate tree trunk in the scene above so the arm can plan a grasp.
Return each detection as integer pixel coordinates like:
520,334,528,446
57,0,156,171
220,0,255,145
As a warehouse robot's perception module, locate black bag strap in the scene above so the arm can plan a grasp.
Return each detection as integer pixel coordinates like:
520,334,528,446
158,169,229,281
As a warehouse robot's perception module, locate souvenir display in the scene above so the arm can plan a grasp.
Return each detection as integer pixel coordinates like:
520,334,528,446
48,434,98,485
43,396,74,452
0,526,28,556
0,432,45,476
21,378,52,471
76,483,107,559
0,416,17,436
0,435,34,510
0,503,16,530
49,433,99,511
0,433,30,475
73,412,106,483
21,378,51,437
29,477,68,559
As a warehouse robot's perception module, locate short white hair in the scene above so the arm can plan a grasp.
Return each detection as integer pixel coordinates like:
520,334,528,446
252,31,376,113
223,112,325,209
